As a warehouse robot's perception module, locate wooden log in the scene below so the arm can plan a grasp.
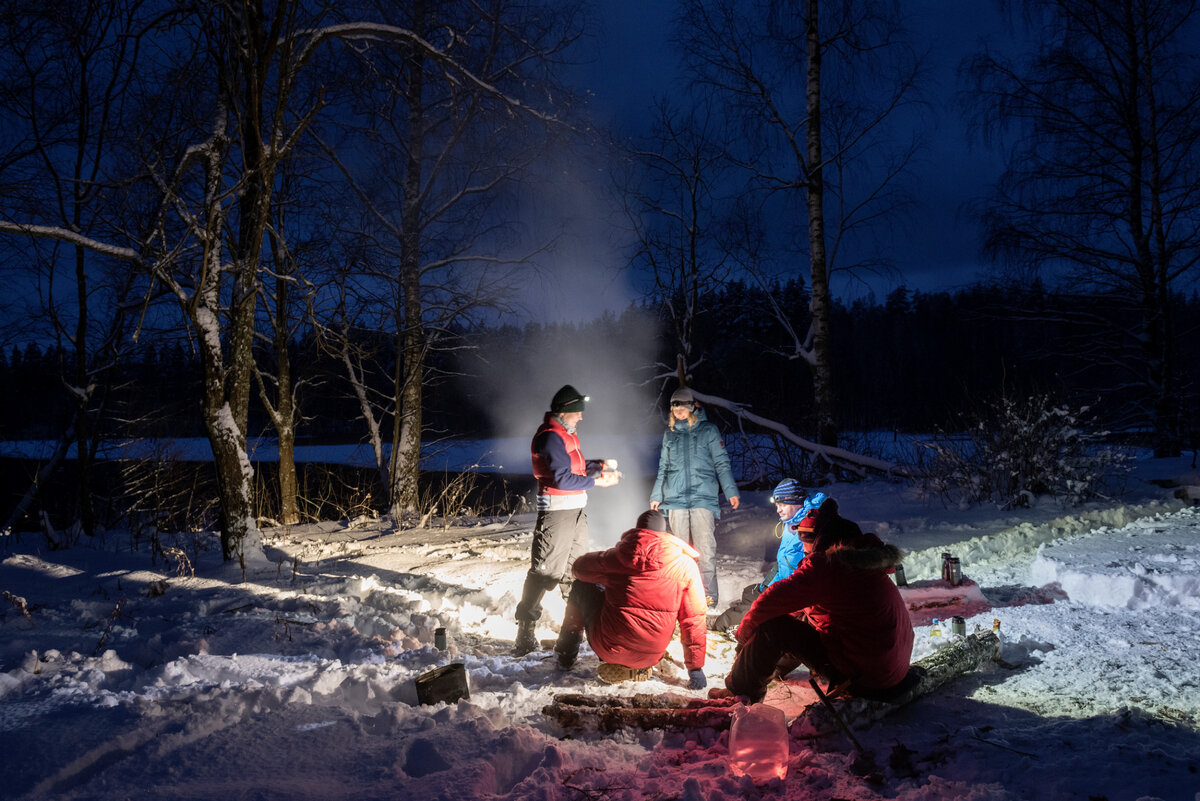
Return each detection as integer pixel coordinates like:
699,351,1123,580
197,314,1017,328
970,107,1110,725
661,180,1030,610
794,630,1000,736
546,703,737,732
551,692,742,710
542,630,1000,734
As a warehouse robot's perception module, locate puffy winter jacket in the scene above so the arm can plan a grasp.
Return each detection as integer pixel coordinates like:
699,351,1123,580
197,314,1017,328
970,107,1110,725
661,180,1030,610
531,413,601,511
649,408,739,516
737,525,914,691
762,491,828,590
572,526,708,670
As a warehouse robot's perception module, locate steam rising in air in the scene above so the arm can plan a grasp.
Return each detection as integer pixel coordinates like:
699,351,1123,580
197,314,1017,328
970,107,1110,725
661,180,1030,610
466,310,666,548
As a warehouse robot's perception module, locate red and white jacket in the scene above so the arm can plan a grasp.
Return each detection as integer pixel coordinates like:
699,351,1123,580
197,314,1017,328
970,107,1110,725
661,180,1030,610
531,413,598,511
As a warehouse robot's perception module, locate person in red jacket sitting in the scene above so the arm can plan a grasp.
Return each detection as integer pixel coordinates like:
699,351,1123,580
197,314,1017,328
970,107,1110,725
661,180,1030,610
554,509,709,689
721,498,914,702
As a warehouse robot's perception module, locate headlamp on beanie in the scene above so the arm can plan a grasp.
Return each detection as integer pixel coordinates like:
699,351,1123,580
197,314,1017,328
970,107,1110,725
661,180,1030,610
550,384,589,414
669,387,696,408
770,477,805,505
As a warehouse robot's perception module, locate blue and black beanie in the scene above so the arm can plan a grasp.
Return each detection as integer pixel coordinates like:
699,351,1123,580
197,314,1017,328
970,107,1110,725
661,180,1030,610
770,477,805,505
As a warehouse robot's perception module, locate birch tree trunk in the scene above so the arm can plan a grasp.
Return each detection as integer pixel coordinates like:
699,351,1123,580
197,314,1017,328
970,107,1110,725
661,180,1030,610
195,236,261,561
387,0,429,517
804,0,837,449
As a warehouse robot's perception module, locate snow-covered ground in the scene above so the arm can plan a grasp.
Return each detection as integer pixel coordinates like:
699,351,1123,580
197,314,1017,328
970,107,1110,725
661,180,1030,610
2,455,1199,800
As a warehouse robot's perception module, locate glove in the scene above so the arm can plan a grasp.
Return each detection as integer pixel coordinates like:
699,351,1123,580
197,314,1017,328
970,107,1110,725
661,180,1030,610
688,669,707,690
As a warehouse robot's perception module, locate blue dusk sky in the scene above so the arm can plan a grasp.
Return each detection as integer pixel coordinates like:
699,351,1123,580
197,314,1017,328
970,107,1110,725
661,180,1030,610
552,0,1020,318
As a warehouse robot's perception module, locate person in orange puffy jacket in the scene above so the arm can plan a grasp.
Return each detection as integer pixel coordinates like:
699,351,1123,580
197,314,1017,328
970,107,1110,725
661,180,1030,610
553,509,709,688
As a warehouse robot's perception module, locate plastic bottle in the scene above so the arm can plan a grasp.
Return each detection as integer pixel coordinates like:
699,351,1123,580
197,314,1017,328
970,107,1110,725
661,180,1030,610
728,703,788,782
929,618,943,639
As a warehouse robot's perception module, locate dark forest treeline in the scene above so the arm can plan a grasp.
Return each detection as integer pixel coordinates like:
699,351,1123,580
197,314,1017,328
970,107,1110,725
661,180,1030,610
4,280,1198,446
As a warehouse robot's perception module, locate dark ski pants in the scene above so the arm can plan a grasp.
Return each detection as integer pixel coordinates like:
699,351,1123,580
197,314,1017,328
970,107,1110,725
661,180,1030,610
559,580,604,636
554,580,604,654
725,614,843,702
515,508,588,623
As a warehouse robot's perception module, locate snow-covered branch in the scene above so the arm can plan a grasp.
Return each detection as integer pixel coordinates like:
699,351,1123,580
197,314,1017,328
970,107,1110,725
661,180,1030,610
691,389,907,478
289,23,560,124
0,221,141,263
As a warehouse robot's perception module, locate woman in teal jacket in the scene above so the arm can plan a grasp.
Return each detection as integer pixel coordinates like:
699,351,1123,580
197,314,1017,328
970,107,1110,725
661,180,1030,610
649,387,740,606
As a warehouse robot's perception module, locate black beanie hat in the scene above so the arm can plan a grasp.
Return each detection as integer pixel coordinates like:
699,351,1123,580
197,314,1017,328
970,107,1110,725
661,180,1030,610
636,509,667,532
551,384,588,413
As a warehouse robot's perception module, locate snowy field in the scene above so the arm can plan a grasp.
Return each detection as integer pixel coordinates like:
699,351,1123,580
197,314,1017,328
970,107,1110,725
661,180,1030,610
1,455,1199,800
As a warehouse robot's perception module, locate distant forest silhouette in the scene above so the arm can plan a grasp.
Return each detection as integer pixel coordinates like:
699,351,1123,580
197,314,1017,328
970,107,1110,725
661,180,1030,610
4,279,1198,447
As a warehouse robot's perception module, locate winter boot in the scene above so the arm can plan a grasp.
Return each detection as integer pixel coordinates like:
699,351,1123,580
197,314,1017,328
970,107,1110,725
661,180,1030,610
597,662,652,684
554,627,582,670
513,620,539,656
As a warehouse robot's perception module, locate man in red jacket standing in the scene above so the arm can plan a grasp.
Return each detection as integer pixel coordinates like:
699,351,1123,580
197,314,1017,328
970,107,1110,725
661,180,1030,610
513,385,619,656
554,509,709,689
722,499,914,702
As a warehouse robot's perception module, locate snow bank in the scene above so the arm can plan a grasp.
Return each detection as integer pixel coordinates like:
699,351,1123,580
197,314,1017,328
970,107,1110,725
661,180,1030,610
1030,507,1200,610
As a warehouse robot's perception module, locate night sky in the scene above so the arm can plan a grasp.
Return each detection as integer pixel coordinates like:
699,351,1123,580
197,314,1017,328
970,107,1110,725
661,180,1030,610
560,0,1019,315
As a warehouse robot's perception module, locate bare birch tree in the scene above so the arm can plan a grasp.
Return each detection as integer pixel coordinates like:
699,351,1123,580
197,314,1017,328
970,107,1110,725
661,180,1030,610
963,0,1200,457
317,0,583,520
0,0,164,541
622,95,737,390
0,0,574,557
677,0,922,448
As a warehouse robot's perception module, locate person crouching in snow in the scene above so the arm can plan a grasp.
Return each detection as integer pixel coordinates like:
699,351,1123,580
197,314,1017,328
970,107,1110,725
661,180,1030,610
553,509,709,689
719,498,914,703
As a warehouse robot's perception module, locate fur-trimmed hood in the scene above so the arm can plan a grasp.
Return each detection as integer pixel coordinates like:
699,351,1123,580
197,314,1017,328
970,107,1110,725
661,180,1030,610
828,540,905,572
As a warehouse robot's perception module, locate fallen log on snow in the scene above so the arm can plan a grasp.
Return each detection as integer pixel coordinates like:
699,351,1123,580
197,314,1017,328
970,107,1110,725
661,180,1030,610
543,630,1000,734
544,693,738,732
794,629,1000,736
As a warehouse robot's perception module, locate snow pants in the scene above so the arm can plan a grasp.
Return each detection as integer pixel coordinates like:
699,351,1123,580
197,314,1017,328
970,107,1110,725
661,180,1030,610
668,507,717,603
515,508,588,623
724,614,842,702
559,580,604,636
707,582,761,632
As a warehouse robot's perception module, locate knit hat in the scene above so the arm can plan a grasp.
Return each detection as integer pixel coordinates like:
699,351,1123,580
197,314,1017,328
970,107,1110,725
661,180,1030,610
770,477,805,505
550,384,588,414
636,509,667,532
669,387,695,405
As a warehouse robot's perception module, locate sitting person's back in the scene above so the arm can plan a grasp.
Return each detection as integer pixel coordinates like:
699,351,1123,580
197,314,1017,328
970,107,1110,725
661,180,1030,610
554,509,709,688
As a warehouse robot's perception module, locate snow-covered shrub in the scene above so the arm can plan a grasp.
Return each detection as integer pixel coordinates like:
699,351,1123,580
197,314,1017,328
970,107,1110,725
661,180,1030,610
917,394,1133,509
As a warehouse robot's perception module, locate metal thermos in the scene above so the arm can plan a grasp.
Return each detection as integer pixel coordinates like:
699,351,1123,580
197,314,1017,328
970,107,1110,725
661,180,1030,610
434,627,447,650
894,564,907,586
951,616,966,637
941,552,952,582
948,557,962,586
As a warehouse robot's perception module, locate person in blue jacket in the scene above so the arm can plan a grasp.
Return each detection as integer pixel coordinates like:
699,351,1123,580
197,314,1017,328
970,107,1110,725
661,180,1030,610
707,478,828,632
762,478,828,590
649,386,740,607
